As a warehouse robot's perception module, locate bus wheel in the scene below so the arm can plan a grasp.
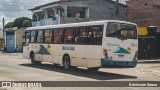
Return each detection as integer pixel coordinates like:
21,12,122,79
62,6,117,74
88,67,99,72
30,53,41,65
63,56,71,70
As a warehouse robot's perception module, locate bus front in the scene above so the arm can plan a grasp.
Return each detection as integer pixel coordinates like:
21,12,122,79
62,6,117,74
101,22,138,68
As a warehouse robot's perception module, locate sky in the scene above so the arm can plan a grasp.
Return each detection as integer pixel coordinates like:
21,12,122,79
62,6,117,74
0,0,126,38
0,0,58,38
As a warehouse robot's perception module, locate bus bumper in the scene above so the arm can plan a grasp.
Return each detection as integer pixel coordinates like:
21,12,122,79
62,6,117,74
101,59,137,68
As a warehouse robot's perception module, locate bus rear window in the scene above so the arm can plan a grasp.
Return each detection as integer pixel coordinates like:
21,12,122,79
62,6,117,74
106,23,137,39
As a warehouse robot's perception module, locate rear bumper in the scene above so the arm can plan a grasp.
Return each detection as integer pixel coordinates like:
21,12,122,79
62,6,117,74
101,59,137,68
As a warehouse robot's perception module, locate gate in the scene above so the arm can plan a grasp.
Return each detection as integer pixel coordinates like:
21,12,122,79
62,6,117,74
6,32,15,52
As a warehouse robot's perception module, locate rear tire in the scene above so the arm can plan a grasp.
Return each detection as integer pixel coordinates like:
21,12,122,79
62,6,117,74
63,56,71,70
30,53,41,65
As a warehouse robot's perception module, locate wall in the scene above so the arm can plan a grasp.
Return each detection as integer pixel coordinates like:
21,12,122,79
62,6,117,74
82,0,126,21
127,0,160,31
15,28,25,52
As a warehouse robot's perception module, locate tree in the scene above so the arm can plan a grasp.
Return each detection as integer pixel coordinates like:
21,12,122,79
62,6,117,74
23,20,32,27
4,22,14,28
5,17,32,29
13,17,32,28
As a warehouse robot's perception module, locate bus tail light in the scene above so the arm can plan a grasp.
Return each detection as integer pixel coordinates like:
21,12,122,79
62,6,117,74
103,49,108,59
133,51,138,60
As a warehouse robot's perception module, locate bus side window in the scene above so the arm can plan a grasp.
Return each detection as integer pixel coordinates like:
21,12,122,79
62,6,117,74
54,29,64,44
96,26,103,44
25,31,31,45
37,31,44,43
64,28,74,44
87,25,103,45
44,30,52,43
30,31,37,43
75,27,87,44
51,29,54,43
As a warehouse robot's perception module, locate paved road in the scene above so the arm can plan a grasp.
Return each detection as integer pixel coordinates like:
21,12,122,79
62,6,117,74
0,53,160,90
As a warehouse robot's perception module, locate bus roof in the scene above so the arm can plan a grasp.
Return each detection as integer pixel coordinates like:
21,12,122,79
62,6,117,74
26,20,136,31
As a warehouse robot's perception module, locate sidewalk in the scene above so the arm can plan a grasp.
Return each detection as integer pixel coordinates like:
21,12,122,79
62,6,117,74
138,59,160,77
138,59,160,63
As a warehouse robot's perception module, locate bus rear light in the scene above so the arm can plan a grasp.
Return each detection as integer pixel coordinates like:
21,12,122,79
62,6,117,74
135,51,138,56
103,49,108,59
133,51,138,60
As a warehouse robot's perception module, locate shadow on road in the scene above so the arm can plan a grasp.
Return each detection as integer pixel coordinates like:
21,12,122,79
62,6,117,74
20,63,137,80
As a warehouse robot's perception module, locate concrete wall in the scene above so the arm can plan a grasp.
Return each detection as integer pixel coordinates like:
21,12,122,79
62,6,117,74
82,0,126,21
15,29,25,52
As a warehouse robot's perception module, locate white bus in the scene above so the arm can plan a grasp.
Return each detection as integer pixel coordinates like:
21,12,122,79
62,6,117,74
23,20,138,71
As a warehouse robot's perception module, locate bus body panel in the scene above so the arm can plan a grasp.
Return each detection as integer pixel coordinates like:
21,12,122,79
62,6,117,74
86,45,102,67
23,46,30,59
103,38,138,61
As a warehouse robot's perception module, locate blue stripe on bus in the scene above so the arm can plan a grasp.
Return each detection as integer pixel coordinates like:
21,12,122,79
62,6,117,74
101,59,137,68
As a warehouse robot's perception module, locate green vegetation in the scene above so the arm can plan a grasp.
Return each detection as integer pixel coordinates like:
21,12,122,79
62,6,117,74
5,17,32,29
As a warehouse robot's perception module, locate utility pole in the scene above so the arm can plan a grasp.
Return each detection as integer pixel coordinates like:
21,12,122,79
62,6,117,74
2,18,5,51
2,18,5,39
115,0,119,20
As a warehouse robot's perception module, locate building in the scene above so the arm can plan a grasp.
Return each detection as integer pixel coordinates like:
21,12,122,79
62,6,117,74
0,29,3,38
127,0,160,59
4,28,26,52
127,0,160,31
30,0,127,27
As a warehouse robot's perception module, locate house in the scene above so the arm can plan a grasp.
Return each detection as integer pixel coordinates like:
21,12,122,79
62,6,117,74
4,27,26,52
30,0,127,27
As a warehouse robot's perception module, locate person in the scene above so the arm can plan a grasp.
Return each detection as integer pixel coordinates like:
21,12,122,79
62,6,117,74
88,32,95,43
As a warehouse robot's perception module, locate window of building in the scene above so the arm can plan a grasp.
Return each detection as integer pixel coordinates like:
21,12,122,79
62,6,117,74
64,28,74,44
75,27,87,44
30,31,37,43
44,30,52,43
67,7,86,18
54,29,64,44
37,31,44,43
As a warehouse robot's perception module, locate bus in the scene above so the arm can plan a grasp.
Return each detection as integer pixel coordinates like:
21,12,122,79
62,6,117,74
23,20,138,71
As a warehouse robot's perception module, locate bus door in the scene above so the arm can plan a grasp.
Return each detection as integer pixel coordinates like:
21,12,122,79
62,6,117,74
23,31,30,59
34,31,44,61
42,30,53,62
85,25,103,68
73,27,87,67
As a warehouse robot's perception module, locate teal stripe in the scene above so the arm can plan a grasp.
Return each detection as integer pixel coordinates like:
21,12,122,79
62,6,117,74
101,59,137,68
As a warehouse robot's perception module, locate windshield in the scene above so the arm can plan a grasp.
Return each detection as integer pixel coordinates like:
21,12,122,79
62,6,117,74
106,22,137,39
25,31,31,44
